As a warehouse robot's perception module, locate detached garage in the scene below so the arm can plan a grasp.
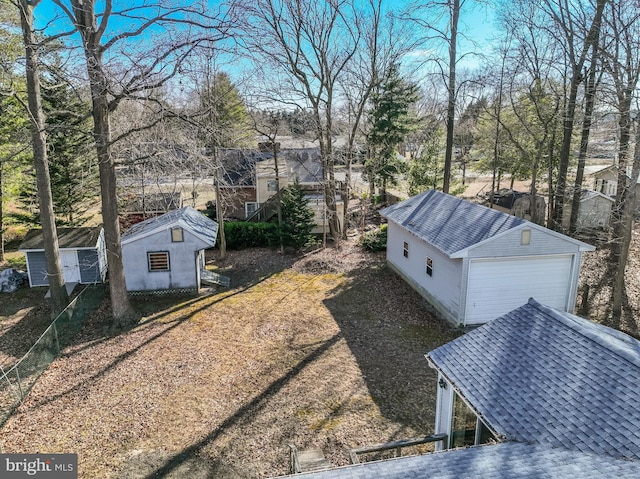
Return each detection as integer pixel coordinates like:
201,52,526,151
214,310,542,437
381,190,595,327
19,226,107,288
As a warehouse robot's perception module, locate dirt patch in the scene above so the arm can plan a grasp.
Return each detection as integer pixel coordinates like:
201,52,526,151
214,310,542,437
0,240,459,478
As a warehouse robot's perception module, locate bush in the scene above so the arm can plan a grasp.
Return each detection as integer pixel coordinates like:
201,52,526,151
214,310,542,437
360,224,387,252
224,221,280,249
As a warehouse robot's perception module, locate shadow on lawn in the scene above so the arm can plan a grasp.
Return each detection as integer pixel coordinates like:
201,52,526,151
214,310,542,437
28,264,291,412
323,263,460,434
131,333,343,479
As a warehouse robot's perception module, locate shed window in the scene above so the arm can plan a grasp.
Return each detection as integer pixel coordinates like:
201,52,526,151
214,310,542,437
171,227,184,242
148,252,170,272
267,179,278,192
403,241,409,258
426,257,433,276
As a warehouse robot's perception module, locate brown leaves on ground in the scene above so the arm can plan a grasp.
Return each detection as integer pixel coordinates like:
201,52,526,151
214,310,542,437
1,239,459,478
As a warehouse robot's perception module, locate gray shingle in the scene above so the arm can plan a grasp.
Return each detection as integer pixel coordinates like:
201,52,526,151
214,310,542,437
287,443,640,479
121,206,218,247
427,298,640,461
380,190,525,256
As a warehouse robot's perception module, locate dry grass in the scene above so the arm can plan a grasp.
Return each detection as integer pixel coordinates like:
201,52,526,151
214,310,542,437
0,241,459,478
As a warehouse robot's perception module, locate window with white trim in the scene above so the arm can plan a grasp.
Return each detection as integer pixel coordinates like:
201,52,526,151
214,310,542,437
403,241,409,258
148,252,170,272
267,179,278,192
245,202,259,218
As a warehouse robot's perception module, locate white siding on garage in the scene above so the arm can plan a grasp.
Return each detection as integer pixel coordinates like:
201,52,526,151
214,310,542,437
386,222,462,323
464,255,574,325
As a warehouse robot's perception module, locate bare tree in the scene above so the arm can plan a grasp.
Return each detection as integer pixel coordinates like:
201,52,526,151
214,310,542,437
540,0,607,231
13,0,68,315
599,0,640,319
235,0,365,241
50,0,230,327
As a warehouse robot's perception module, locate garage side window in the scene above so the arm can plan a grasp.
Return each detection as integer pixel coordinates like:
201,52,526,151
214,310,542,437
426,257,433,276
403,241,409,258
148,252,170,272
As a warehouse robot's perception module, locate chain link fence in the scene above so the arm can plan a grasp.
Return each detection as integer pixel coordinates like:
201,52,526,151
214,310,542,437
0,285,105,427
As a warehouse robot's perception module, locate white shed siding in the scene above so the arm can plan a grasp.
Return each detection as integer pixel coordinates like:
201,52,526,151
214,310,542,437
464,255,574,325
578,196,613,229
386,222,462,322
122,228,203,291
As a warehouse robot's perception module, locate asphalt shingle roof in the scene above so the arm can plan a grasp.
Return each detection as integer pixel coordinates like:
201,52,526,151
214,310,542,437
427,298,640,460
290,442,640,479
380,190,525,256
121,206,218,247
19,227,103,250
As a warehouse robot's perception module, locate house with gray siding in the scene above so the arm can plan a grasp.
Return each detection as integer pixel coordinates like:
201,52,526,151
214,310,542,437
380,190,595,326
19,226,107,287
293,300,640,478
121,206,218,292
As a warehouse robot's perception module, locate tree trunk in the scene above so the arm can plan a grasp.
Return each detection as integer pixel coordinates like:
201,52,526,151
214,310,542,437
551,0,606,231
18,0,68,316
611,123,640,319
72,1,137,327
0,159,4,263
569,63,599,235
442,0,459,194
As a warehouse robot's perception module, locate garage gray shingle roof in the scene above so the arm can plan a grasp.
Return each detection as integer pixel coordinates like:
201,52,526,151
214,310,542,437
380,190,525,255
427,298,640,460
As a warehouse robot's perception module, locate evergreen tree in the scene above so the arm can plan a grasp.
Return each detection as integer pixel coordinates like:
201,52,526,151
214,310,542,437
43,65,98,225
200,71,250,148
365,63,420,202
280,181,316,249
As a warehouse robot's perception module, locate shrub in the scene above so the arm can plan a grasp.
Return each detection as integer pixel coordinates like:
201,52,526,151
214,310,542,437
224,221,280,249
360,224,387,252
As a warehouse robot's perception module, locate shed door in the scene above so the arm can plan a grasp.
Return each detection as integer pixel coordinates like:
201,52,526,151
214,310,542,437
61,250,81,283
465,255,574,325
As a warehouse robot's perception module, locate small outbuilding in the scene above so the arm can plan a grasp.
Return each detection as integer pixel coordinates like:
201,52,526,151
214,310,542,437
380,190,595,326
121,206,218,292
576,189,615,230
19,226,107,287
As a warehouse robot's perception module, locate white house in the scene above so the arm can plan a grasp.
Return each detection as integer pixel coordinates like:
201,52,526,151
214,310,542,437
380,190,595,326
121,206,218,292
19,226,107,288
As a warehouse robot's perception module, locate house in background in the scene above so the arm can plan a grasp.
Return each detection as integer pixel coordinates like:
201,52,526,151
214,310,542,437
592,164,640,212
19,226,107,289
298,299,640,478
121,206,218,292
380,190,595,326
220,146,344,234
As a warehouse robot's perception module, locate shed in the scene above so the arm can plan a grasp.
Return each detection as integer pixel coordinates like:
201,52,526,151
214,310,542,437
19,226,107,287
577,189,615,229
121,206,218,292
380,190,595,326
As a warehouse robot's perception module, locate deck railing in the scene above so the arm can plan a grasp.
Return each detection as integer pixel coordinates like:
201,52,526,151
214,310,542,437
349,433,448,464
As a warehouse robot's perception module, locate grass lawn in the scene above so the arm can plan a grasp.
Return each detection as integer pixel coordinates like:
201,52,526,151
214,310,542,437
0,242,460,478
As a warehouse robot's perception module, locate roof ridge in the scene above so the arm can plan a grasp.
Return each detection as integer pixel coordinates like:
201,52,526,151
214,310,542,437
527,298,640,370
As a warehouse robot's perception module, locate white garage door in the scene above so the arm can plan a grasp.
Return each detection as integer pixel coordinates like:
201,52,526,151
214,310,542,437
465,255,574,325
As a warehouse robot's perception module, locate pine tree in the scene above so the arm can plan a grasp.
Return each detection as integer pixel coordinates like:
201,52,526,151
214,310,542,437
43,65,98,225
366,63,420,202
280,181,316,249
